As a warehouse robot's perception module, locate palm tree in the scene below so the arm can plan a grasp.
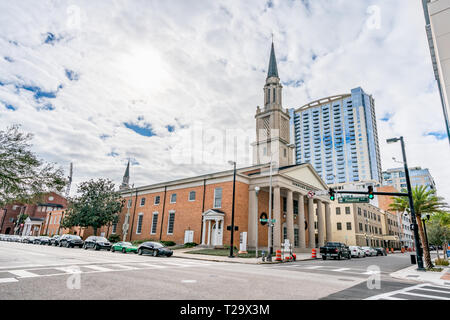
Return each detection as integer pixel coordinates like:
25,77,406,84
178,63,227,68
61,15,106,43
389,185,449,269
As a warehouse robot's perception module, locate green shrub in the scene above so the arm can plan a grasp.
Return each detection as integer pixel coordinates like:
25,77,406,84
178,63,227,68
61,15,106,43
184,242,198,248
224,244,238,251
161,240,176,247
108,234,120,243
435,258,449,266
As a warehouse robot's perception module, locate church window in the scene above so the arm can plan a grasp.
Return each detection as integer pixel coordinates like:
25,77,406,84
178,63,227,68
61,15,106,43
273,88,276,102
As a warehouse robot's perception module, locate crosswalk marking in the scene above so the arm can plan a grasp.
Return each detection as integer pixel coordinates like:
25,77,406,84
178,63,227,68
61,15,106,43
83,265,114,272
54,267,82,273
304,266,322,269
108,264,138,270
398,291,448,300
366,284,450,300
134,263,166,269
8,270,39,278
331,268,350,272
0,278,18,283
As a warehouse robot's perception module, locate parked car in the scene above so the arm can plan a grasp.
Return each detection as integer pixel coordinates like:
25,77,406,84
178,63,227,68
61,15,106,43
50,235,61,246
137,241,173,257
374,247,387,256
35,236,51,245
349,246,365,258
83,236,112,251
59,234,84,248
111,241,138,254
22,236,36,244
361,246,377,256
319,242,351,260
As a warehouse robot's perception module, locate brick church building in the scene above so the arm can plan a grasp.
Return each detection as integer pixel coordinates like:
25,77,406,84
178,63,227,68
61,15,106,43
111,42,334,253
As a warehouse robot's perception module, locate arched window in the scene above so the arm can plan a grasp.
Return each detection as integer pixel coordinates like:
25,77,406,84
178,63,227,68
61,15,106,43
273,88,276,102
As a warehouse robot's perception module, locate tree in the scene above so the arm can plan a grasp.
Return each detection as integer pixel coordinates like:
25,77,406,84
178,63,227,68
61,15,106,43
61,179,124,236
389,185,449,269
427,218,449,259
0,125,66,206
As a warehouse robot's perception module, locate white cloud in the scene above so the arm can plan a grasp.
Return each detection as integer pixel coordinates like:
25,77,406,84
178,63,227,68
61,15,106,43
0,0,449,203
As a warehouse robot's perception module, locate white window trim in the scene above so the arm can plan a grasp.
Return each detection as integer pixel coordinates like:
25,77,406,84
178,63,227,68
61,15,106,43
151,212,158,235
213,188,222,209
188,191,196,202
170,194,177,204
136,213,143,234
154,196,161,205
167,210,175,235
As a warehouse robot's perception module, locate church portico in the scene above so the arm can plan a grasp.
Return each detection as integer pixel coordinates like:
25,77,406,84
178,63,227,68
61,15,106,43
247,167,331,253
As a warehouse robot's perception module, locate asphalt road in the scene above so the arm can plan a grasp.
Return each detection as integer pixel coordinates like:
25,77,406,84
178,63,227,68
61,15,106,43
0,241,439,300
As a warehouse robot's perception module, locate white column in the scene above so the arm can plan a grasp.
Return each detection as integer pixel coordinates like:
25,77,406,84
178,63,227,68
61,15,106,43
317,200,324,247
325,202,332,243
248,189,257,248
273,186,281,250
298,194,306,248
308,197,315,248
286,190,294,246
201,217,206,245
207,220,212,246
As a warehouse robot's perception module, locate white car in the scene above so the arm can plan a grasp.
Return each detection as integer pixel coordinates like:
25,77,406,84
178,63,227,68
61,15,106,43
361,246,377,257
349,246,365,258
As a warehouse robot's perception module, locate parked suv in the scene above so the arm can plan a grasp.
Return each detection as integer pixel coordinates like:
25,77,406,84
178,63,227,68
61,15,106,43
59,234,84,248
34,236,51,245
319,242,351,260
83,236,111,251
349,246,364,258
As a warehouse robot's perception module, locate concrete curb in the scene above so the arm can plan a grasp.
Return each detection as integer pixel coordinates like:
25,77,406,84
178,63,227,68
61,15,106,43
172,253,319,265
389,265,450,286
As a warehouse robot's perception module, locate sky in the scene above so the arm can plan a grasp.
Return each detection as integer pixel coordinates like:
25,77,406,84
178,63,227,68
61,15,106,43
0,0,449,202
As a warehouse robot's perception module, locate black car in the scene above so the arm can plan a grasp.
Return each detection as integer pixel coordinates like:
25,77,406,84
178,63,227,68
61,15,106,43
59,234,84,248
22,236,36,244
83,236,112,251
374,247,387,256
137,241,173,257
50,235,61,246
34,236,51,245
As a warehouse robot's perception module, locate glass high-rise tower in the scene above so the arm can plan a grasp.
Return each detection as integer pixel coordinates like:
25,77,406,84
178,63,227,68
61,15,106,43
293,87,382,185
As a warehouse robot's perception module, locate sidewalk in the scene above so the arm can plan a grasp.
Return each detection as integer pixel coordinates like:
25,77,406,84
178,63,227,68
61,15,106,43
390,265,450,286
172,248,316,264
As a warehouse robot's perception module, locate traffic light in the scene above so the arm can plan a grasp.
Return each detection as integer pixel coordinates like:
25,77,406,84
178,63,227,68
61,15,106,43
368,186,374,199
329,188,335,201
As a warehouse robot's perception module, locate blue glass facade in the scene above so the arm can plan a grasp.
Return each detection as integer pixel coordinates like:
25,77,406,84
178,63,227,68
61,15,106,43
293,87,382,185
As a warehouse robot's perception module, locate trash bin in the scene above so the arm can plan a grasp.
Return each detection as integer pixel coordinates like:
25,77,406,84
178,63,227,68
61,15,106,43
410,254,416,265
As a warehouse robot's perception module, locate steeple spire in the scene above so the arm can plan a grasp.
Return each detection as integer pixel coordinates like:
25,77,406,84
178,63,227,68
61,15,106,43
120,160,130,190
267,41,279,79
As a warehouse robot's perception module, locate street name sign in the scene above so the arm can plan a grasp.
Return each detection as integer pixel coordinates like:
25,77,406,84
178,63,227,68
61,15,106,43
338,196,369,204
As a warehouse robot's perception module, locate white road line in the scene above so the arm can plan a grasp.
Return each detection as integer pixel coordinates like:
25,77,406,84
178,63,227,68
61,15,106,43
134,263,166,269
361,270,380,275
162,262,192,267
8,270,39,278
0,278,18,283
108,264,138,270
181,280,197,283
399,292,449,300
416,287,450,295
303,266,322,269
380,296,406,300
365,284,450,300
83,265,114,272
54,267,82,273
331,268,351,272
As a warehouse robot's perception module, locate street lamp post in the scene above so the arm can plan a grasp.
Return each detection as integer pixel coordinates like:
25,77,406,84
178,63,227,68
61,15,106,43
267,153,274,262
228,161,237,258
255,186,260,258
387,136,425,271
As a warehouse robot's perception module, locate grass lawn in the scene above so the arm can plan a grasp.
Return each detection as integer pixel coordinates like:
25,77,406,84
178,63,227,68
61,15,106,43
186,248,257,258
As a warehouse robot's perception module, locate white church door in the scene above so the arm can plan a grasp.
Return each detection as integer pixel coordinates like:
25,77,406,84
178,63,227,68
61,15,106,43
184,230,194,244
211,221,223,246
